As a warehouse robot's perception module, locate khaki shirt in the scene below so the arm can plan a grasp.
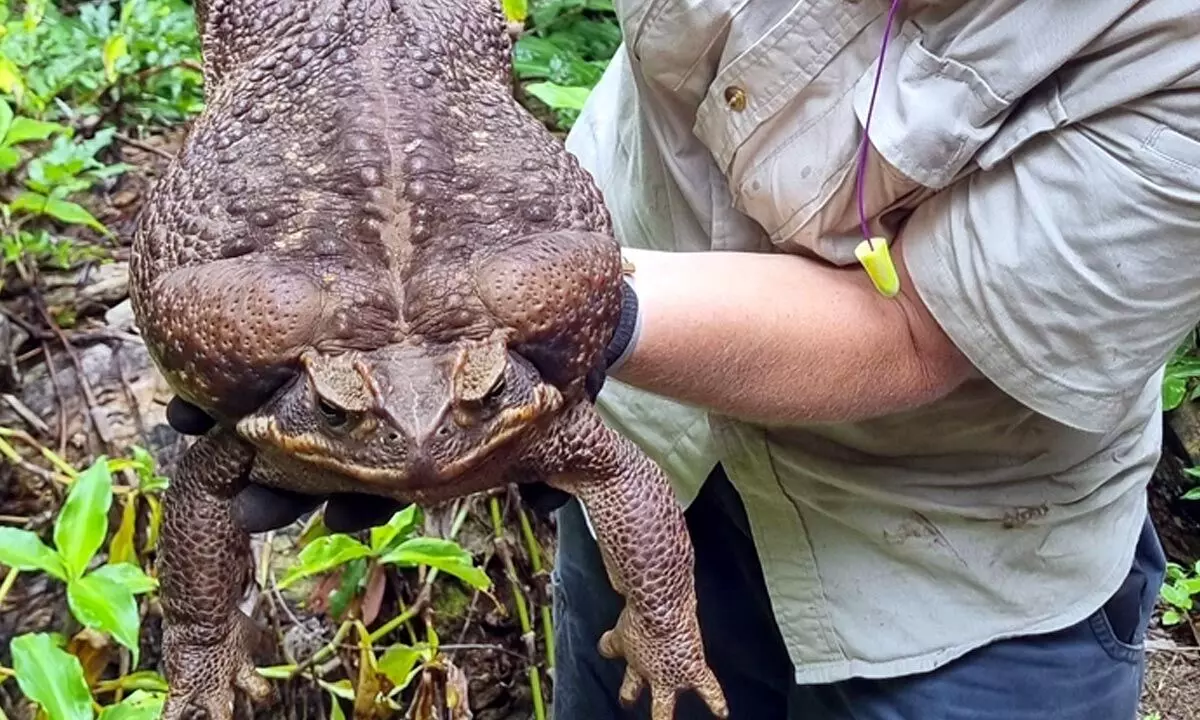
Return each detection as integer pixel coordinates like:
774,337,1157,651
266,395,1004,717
564,0,1200,683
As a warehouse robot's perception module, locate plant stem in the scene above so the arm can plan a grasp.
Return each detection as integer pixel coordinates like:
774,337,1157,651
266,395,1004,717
0,568,18,609
517,504,555,669
489,496,545,720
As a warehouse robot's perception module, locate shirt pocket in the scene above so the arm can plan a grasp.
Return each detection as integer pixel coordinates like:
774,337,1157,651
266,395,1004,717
690,7,931,263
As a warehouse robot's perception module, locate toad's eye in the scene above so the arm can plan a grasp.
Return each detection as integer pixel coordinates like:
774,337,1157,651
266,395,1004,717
484,373,506,402
317,397,350,429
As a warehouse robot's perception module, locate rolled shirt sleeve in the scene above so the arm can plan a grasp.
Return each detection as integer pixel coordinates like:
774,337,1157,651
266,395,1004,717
903,95,1200,435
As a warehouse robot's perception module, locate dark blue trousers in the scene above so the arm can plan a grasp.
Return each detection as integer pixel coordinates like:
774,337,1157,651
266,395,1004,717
550,465,1166,719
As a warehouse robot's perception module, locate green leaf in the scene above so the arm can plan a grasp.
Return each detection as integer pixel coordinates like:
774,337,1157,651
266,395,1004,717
1162,609,1183,625
98,690,165,720
1160,582,1193,609
9,191,109,234
380,537,491,590
369,505,420,555
0,100,13,142
0,527,67,580
502,0,528,22
0,146,21,172
4,117,70,146
53,458,114,579
1163,376,1188,411
523,82,593,111
0,57,25,106
328,690,347,720
10,633,94,720
67,572,142,664
103,35,129,83
1182,486,1200,501
91,562,158,594
278,534,372,589
378,643,430,693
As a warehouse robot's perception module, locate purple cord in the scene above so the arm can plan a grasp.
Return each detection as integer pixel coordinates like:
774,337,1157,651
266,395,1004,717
855,0,903,245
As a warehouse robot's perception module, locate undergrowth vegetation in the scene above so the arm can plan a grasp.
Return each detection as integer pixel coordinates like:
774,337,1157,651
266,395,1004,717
0,1,1196,720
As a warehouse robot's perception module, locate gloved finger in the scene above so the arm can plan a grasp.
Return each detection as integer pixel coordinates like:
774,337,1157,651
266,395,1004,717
166,396,217,436
584,365,607,402
232,484,323,533
323,493,405,533
517,481,572,516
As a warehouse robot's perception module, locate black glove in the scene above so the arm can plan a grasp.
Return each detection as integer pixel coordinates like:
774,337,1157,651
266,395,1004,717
166,396,402,533
165,279,639,530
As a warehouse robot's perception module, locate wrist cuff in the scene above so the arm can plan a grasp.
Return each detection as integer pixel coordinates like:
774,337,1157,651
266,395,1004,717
604,277,641,373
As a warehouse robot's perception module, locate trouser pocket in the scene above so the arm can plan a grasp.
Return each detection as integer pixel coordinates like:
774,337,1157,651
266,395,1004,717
1090,516,1166,661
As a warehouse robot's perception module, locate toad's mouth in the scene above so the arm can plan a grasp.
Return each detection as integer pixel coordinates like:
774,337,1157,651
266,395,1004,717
234,384,564,488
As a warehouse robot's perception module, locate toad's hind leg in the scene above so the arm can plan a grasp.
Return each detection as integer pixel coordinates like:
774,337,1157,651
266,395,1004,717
530,402,728,720
158,430,274,720
475,230,624,393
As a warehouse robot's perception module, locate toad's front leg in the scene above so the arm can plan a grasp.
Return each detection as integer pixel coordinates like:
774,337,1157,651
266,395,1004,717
158,430,274,720
532,402,728,720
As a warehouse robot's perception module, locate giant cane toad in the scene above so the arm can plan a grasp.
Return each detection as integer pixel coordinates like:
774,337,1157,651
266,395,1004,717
129,1,727,719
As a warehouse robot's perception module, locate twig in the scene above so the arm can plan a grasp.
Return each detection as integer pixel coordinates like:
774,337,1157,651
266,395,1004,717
114,132,174,161
0,568,18,609
0,305,50,340
36,300,115,455
0,434,65,485
40,342,68,456
1,394,51,435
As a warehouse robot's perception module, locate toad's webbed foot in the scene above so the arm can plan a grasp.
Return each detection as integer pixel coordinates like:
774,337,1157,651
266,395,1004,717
157,431,276,720
161,614,273,720
534,403,728,720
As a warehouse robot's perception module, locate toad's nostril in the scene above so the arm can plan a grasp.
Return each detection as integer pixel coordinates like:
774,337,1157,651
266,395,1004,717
387,432,400,442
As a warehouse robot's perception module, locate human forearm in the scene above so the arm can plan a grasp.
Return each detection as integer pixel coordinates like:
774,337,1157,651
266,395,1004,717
610,244,972,426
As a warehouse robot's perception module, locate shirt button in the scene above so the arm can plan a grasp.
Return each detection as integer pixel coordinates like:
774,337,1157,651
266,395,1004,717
724,85,747,112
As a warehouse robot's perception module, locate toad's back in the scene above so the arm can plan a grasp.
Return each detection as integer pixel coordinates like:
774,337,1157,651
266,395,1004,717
130,0,612,419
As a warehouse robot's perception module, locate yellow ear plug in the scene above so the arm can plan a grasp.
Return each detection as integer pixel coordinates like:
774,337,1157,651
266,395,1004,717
855,236,900,297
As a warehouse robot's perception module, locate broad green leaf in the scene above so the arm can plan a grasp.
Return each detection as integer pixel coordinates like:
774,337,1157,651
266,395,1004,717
1160,582,1193,609
53,458,114,579
91,562,158,595
10,633,94,720
380,537,491,590
67,572,141,663
1162,609,1182,625
98,690,165,720
4,117,69,146
103,35,129,82
0,100,12,142
1185,467,1200,479
523,82,593,111
369,504,420,554
378,643,429,693
1163,376,1188,411
1182,486,1200,501
0,527,67,580
10,192,109,234
0,147,21,171
277,534,372,589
